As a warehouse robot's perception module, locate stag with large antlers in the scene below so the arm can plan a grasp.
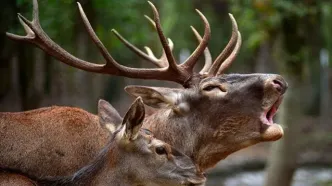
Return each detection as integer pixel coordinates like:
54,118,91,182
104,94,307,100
3,0,288,178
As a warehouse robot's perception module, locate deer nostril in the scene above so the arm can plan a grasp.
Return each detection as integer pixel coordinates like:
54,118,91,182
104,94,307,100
272,79,284,93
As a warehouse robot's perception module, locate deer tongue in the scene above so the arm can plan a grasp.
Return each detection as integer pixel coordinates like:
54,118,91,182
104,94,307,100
265,96,283,125
261,96,284,141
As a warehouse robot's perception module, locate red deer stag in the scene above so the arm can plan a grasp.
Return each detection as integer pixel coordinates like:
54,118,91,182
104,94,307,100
1,98,206,186
5,0,287,175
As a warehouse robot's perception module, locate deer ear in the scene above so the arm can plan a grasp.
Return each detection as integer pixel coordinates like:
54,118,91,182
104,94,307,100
122,97,145,140
125,86,181,109
98,99,123,133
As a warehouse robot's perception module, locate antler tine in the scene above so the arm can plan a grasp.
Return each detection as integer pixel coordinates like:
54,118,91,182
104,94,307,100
208,14,239,75
77,3,121,68
181,9,211,72
144,15,174,68
8,0,106,73
190,26,212,74
147,1,179,72
217,31,242,75
32,0,39,24
111,29,162,67
6,15,35,41
112,15,174,68
144,15,155,28
144,38,174,68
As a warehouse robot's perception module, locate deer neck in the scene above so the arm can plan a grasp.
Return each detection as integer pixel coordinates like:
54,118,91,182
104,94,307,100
143,109,239,171
54,135,120,186
93,160,145,186
143,109,198,162
93,169,132,186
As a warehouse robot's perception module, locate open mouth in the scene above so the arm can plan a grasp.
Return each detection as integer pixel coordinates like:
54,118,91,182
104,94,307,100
262,96,283,125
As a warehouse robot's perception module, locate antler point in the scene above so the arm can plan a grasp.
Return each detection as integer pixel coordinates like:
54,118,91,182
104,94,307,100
77,2,83,9
147,1,154,7
190,25,195,31
228,13,238,31
195,9,204,16
5,32,14,37
17,14,32,26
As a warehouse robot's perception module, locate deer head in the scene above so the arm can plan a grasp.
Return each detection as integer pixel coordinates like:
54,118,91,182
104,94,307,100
126,73,287,169
104,97,205,186
7,0,288,171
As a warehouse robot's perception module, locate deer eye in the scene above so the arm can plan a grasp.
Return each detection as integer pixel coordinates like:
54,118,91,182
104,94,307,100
203,85,226,92
155,146,167,155
203,85,217,91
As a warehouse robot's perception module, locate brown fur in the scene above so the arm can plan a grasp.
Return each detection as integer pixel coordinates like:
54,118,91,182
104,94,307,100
127,74,288,170
0,172,35,186
0,106,110,177
1,98,206,186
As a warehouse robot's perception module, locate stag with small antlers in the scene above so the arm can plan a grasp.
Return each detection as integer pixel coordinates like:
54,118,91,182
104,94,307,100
3,0,288,178
1,98,206,186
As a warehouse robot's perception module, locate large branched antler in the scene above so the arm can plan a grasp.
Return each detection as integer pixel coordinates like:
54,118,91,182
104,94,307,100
112,12,211,72
113,11,241,78
7,0,241,88
7,0,206,86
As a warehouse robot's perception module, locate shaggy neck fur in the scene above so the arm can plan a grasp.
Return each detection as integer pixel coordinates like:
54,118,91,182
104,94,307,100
143,108,247,171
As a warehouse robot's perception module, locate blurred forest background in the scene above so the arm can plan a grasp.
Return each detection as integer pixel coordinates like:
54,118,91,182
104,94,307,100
0,0,331,185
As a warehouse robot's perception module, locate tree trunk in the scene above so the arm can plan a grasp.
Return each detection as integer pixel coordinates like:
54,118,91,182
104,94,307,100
320,49,330,125
255,40,277,73
264,78,303,186
0,0,19,111
264,8,310,185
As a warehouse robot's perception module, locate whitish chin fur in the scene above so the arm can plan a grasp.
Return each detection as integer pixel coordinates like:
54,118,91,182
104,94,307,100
261,124,284,141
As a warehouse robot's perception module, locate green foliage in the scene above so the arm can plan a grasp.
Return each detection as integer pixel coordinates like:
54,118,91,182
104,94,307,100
11,0,330,69
229,0,327,76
